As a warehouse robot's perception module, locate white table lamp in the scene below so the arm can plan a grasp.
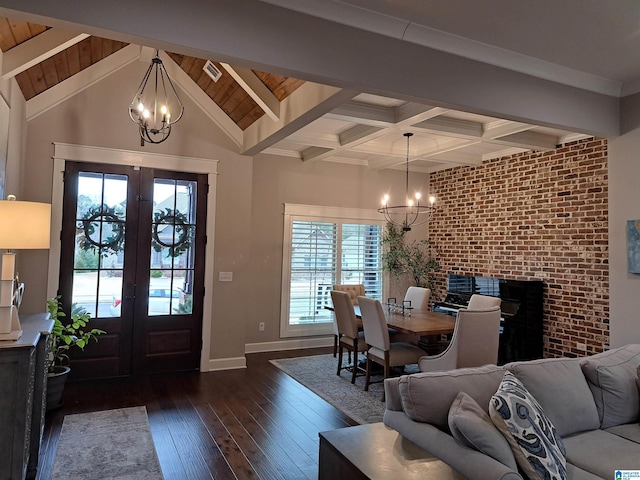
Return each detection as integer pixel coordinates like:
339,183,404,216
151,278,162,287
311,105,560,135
0,195,51,340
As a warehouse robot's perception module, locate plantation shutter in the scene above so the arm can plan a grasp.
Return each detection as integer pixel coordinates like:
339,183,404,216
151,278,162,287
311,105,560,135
281,204,385,338
289,221,336,325
340,224,383,300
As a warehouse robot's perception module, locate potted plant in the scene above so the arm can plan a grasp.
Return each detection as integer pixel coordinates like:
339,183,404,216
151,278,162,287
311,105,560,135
46,295,105,410
381,222,441,291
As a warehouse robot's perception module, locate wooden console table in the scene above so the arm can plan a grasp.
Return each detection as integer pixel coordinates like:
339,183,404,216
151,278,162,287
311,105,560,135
319,422,460,479
0,313,53,480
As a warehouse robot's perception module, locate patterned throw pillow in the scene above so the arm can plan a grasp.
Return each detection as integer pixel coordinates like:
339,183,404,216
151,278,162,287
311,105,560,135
489,371,567,480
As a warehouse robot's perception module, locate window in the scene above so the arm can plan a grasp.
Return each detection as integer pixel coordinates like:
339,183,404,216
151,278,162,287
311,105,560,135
281,204,384,337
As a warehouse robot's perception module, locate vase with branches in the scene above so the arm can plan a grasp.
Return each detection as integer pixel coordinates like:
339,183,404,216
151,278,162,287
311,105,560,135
381,222,441,290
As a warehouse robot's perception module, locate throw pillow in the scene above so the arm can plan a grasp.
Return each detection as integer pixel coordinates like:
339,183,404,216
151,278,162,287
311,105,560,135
489,371,567,480
581,346,640,428
448,391,518,470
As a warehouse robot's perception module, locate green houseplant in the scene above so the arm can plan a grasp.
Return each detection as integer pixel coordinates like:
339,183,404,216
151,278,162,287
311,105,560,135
381,222,441,290
46,295,105,410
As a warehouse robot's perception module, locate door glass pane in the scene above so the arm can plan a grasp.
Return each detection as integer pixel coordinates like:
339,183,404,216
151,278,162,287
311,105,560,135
149,179,197,316
73,172,127,318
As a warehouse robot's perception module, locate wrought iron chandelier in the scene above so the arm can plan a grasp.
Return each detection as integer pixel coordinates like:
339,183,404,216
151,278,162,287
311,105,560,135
129,50,184,145
378,132,436,231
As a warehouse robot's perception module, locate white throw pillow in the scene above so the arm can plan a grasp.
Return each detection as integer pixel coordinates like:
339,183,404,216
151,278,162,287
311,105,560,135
489,371,567,480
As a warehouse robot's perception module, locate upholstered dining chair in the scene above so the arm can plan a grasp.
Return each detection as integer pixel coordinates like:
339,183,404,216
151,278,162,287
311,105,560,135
358,296,424,399
403,286,431,312
467,294,501,310
418,306,501,373
330,290,368,383
331,284,365,356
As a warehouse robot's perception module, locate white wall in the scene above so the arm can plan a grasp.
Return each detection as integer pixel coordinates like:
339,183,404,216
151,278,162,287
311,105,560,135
608,127,640,347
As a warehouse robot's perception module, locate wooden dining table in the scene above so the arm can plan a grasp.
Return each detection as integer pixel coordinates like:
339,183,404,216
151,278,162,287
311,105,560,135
329,304,456,337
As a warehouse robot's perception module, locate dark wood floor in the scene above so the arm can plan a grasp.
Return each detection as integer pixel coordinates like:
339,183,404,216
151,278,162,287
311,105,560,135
37,347,358,480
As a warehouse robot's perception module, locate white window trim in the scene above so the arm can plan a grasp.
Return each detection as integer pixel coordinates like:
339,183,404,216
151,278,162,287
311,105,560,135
48,142,219,372
280,203,385,338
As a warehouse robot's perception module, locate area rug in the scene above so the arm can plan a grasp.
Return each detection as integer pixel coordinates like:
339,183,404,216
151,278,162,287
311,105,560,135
51,406,164,480
270,354,418,424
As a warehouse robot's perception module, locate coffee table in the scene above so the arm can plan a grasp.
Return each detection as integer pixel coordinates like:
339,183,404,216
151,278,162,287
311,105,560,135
319,422,459,479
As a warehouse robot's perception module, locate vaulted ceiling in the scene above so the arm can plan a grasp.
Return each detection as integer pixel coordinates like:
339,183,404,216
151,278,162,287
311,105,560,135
0,13,592,174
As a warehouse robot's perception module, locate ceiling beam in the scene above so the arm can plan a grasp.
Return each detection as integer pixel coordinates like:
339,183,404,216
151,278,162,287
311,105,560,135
242,82,357,156
482,120,534,139
413,116,483,139
2,28,89,79
488,130,559,151
325,101,396,127
220,63,280,121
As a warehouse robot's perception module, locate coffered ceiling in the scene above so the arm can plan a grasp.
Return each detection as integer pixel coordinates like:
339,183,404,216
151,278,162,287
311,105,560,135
0,9,596,173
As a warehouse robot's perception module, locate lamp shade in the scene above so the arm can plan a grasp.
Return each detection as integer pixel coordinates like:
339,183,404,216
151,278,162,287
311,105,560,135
0,200,51,250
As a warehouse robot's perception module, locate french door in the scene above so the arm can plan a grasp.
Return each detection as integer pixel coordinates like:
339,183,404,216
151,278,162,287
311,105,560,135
58,161,207,378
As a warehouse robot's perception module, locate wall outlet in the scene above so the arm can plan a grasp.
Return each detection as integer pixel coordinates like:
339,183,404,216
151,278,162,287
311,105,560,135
259,322,265,331
576,342,587,351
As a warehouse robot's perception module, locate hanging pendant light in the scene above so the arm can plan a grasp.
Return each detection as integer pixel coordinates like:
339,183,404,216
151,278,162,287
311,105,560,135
129,50,184,145
378,132,436,231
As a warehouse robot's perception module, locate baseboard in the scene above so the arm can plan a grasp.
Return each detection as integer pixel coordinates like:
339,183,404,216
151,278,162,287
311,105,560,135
202,337,334,371
245,336,333,354
204,356,247,372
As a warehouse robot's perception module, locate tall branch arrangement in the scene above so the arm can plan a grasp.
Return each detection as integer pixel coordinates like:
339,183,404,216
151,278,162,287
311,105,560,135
381,223,441,290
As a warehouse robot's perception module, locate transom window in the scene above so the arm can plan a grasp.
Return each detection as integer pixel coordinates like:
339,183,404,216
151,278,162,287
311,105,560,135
280,204,384,337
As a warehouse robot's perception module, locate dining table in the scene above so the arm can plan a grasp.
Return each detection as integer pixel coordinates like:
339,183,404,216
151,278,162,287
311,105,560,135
327,304,456,337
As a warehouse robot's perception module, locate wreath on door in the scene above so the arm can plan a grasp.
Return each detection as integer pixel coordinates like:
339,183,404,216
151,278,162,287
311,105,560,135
78,205,193,259
78,204,125,258
151,208,193,258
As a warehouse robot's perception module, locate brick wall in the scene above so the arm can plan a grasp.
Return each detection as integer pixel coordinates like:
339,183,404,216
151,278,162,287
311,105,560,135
429,138,608,357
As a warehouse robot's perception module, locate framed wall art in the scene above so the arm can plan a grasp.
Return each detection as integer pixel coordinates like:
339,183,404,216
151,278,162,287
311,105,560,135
628,219,640,274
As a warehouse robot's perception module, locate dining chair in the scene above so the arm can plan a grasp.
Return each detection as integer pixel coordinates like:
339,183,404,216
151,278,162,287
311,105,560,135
418,305,501,373
403,286,431,312
330,290,368,383
467,294,501,310
357,296,424,399
331,284,365,356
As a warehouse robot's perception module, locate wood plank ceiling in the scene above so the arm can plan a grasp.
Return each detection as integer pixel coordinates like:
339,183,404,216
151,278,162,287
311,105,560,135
0,17,305,130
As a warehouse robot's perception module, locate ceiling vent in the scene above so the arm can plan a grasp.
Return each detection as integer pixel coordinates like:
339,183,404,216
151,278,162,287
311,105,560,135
203,60,223,82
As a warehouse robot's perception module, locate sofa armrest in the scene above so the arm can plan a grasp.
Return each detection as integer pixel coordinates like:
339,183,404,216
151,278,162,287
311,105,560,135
383,410,523,480
384,377,403,411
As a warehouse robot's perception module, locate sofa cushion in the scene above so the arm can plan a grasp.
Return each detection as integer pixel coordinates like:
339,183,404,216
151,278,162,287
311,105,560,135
506,357,599,437
580,344,640,428
563,429,640,478
490,371,566,480
605,423,640,444
448,391,518,470
398,364,505,431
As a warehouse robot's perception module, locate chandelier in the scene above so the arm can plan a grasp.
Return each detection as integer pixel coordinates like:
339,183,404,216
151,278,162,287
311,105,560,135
378,132,436,232
129,50,184,145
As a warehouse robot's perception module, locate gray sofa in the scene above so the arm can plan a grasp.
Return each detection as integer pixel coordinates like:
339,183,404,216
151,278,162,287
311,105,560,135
383,344,640,479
